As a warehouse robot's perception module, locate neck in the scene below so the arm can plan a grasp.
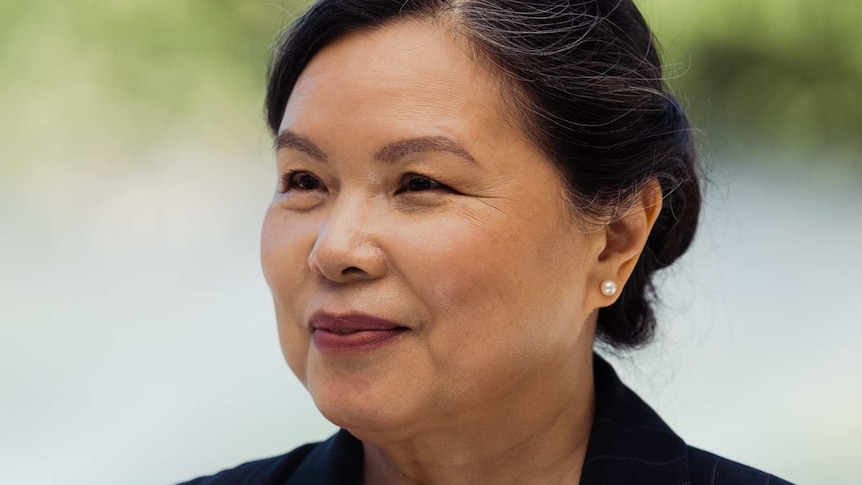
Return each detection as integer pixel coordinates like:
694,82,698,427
360,355,596,485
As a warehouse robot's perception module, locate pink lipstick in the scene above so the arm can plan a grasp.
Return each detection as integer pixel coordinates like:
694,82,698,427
309,312,407,352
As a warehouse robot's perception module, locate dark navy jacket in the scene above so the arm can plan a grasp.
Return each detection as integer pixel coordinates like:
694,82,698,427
179,355,794,484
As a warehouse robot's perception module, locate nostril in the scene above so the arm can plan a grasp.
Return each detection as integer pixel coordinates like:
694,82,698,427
307,228,387,282
341,266,367,277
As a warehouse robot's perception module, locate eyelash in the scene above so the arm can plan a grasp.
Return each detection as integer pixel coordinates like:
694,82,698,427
280,170,321,193
279,171,451,194
396,173,449,194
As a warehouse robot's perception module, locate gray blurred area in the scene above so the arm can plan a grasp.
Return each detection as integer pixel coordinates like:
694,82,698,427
1,1,860,484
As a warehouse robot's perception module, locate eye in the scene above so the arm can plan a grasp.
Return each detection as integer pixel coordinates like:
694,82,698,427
397,173,448,193
280,171,323,192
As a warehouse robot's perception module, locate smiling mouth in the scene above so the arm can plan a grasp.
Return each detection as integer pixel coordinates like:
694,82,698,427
323,327,404,336
312,327,408,351
309,312,409,352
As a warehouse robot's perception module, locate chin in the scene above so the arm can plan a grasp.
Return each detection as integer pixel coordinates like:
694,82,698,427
315,395,408,437
308,375,423,438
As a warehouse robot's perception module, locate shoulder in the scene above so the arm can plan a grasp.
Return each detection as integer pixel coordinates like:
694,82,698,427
176,443,318,485
687,447,794,485
587,354,795,485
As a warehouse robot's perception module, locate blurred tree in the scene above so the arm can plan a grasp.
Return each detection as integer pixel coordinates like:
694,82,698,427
1,0,859,169
0,0,303,168
647,0,862,153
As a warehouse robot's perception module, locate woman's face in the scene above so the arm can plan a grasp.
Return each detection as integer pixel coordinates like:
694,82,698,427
261,20,606,437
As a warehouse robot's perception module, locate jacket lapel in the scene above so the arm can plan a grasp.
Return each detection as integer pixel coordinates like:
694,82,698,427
580,354,691,484
283,428,364,485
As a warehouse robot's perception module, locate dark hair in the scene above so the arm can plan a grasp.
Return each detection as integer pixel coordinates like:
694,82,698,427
265,0,702,349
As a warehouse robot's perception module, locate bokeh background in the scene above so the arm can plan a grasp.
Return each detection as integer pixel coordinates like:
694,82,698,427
1,0,860,483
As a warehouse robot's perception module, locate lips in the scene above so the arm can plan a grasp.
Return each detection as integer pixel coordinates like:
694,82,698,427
309,312,408,352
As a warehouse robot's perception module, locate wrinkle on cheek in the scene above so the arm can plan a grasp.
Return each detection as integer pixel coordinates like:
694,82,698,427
452,205,509,239
464,174,561,225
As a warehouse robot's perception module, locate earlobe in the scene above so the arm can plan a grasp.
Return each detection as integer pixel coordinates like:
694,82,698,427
593,180,663,306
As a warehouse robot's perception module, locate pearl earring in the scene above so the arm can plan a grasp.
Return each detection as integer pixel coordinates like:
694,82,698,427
601,280,617,297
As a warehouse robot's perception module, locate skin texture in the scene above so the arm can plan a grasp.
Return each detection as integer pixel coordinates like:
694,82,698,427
260,19,662,485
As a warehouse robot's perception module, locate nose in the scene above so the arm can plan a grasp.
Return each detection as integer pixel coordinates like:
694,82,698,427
307,197,387,284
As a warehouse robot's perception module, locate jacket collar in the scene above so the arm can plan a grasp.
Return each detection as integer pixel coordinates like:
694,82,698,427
580,353,690,484
286,353,690,485
284,428,363,485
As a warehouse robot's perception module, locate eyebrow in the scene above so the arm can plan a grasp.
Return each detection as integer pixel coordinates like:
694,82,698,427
275,130,478,166
275,130,328,161
374,136,478,165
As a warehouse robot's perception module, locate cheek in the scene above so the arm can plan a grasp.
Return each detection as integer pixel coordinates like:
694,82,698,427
395,210,573,344
260,207,314,385
392,202,594,372
260,207,317,296
399,216,510,305
407,209,578,307
260,208,284,289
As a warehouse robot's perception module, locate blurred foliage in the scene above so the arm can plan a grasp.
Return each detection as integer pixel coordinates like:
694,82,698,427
0,0,859,167
0,0,298,108
647,0,862,155
0,0,305,167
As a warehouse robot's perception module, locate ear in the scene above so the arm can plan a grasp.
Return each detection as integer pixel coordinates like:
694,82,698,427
588,179,663,309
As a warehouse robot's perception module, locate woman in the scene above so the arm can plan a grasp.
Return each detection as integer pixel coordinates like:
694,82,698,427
183,0,792,483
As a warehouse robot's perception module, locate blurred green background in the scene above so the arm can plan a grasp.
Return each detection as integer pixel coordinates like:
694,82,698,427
2,0,860,169
1,1,860,484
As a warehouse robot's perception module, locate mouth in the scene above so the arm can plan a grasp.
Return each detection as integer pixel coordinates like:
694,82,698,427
309,312,409,352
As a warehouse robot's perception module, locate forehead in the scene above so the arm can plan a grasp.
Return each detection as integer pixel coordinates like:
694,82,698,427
280,20,517,142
